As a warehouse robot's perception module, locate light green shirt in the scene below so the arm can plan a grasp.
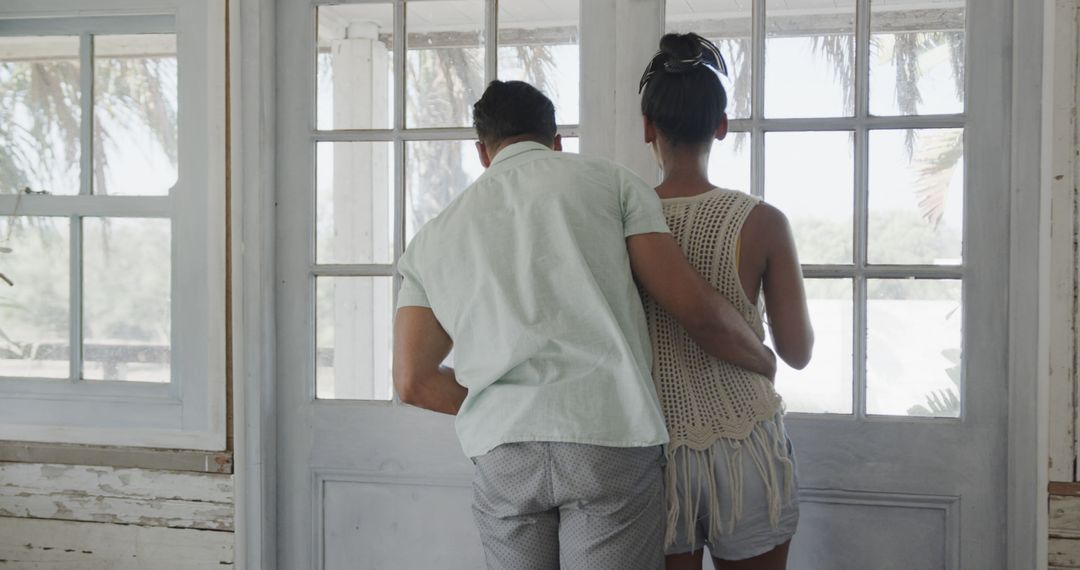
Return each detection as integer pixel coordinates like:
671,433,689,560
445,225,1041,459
397,141,671,458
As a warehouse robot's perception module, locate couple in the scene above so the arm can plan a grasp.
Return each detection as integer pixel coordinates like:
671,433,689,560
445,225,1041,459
393,33,813,570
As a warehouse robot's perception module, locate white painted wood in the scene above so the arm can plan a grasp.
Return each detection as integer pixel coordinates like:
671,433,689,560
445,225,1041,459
0,517,234,568
1075,0,1080,486
0,462,233,531
0,0,228,451
0,462,233,503
1009,0,1053,566
792,489,959,569
612,0,664,182
231,0,277,566
579,0,616,159
1048,0,1079,483
317,471,482,570
580,0,663,176
0,442,233,473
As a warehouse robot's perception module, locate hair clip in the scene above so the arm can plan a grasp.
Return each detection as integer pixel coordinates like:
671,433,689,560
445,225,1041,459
638,37,729,93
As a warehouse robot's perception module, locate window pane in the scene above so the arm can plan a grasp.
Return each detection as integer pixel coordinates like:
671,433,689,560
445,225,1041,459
406,1,485,129
666,0,752,119
498,0,579,125
405,140,483,241
317,4,394,130
708,131,751,194
766,0,855,118
83,218,170,382
764,132,854,264
866,279,962,418
0,217,69,378
870,0,965,116
316,142,394,265
774,279,853,414
0,37,80,195
316,276,394,400
94,34,178,196
869,129,963,265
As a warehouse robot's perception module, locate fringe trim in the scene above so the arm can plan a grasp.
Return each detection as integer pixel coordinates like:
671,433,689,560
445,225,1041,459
663,415,796,551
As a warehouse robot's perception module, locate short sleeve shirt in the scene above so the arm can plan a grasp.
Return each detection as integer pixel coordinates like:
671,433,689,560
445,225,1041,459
397,142,671,457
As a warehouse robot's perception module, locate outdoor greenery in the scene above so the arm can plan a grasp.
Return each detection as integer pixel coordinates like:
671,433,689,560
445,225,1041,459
0,43,176,372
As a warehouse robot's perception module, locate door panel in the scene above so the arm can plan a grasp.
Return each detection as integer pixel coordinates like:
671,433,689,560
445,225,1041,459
320,473,483,569
790,490,958,570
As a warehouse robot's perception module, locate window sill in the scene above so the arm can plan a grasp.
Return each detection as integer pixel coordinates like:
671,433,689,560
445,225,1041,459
0,440,233,474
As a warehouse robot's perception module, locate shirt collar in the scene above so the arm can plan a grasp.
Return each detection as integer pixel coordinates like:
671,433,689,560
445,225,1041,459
489,141,552,167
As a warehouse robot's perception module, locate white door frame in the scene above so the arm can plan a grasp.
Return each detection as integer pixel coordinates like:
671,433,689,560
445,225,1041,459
226,0,1053,567
1008,0,1054,567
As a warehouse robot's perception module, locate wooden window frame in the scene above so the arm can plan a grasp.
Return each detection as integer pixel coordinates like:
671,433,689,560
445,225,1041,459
0,0,227,451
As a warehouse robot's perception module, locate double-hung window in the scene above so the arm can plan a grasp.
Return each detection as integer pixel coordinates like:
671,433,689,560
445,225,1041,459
0,0,225,449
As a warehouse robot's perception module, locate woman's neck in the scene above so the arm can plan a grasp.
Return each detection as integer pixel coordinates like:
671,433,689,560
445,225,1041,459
655,146,714,200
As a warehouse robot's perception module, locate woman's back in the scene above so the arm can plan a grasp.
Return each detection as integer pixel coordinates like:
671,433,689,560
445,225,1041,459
641,188,783,447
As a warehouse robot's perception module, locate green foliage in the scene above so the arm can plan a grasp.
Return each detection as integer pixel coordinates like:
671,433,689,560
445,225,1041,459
907,348,962,417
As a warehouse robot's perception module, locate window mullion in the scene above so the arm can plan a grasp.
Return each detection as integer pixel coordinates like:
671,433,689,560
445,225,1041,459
484,0,497,83
855,0,870,120
71,32,93,384
391,0,406,314
750,0,765,199
69,216,83,384
80,32,93,197
854,128,868,419
853,0,871,419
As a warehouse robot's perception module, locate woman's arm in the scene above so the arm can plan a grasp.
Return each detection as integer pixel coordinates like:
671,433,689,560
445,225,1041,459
756,204,814,370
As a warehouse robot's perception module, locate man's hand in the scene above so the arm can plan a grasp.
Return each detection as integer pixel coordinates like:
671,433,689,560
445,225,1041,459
393,306,468,415
627,232,777,379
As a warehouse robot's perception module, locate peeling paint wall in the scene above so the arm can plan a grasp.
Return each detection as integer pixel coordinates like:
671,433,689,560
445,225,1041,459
0,462,234,568
1049,0,1080,567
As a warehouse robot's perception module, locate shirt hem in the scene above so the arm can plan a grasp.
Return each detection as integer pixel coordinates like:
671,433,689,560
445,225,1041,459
465,434,669,459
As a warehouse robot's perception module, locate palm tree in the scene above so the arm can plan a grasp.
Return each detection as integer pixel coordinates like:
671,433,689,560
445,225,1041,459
0,44,177,368
405,39,559,230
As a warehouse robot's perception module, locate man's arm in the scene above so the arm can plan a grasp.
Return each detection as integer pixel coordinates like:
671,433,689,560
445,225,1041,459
627,232,777,378
393,306,467,415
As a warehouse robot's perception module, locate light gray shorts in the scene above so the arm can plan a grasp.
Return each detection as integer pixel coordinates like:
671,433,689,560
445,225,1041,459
667,415,800,561
471,442,666,570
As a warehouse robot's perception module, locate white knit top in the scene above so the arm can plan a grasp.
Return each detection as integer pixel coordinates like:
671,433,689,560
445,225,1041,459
642,188,794,546
642,188,783,449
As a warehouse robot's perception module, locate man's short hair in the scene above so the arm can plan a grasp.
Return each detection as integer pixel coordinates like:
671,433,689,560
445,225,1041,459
473,80,557,148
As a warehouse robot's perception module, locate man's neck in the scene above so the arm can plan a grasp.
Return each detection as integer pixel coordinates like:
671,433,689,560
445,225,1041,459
488,135,552,161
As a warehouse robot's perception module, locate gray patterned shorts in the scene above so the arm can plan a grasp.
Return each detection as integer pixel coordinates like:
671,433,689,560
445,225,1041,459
471,442,666,570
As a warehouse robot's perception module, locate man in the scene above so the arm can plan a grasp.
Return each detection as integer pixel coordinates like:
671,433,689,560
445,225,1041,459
394,80,775,569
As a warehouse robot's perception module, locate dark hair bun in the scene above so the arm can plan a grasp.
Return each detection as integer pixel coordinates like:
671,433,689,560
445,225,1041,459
658,33,704,72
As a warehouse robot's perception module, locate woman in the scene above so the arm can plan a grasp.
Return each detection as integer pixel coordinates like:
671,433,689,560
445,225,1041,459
638,33,814,570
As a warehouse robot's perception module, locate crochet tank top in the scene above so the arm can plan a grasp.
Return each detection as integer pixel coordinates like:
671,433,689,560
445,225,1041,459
641,188,783,450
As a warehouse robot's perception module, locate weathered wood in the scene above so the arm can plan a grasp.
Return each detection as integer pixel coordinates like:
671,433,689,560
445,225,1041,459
0,462,233,531
1048,0,1080,483
0,441,233,474
1052,495,1080,538
0,517,233,568
1052,482,1080,497
1052,537,1080,568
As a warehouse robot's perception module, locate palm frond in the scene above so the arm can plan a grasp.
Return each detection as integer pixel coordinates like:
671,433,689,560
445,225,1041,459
911,129,963,228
